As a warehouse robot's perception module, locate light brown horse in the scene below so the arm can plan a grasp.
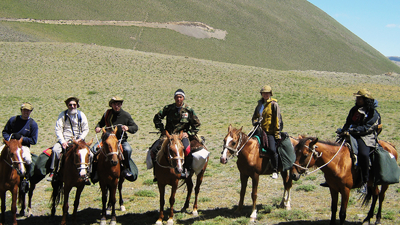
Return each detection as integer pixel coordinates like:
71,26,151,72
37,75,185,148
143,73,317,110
220,125,299,222
98,127,125,225
154,130,208,225
291,137,398,225
50,139,93,225
0,138,26,225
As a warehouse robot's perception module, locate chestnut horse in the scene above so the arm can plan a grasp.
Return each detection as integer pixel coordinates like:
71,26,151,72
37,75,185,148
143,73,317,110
98,127,125,225
154,131,208,225
220,125,299,222
291,137,398,225
0,138,27,225
50,139,93,225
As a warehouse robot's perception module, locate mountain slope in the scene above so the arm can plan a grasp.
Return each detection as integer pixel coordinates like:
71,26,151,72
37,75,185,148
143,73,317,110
1,0,399,74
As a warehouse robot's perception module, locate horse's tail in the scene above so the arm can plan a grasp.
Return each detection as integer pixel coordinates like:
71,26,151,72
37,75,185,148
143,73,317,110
18,184,25,208
360,188,373,207
50,180,64,208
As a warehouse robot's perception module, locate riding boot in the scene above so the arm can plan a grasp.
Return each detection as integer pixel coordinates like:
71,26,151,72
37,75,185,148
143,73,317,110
90,161,99,184
271,153,279,179
181,153,193,179
122,158,134,181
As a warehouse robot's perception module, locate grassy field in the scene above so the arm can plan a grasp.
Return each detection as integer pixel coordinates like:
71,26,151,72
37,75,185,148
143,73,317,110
1,42,400,224
1,0,400,75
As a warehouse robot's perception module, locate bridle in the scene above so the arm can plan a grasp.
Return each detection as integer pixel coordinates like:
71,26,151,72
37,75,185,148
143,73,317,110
222,125,258,158
3,146,25,175
156,138,184,169
293,138,346,175
100,133,123,162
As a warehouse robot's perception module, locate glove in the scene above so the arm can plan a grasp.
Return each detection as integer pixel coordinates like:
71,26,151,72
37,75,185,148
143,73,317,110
11,133,22,140
335,128,343,134
254,117,263,126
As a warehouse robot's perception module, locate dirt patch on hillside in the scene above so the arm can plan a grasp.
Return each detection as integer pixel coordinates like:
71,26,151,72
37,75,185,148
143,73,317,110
0,18,228,40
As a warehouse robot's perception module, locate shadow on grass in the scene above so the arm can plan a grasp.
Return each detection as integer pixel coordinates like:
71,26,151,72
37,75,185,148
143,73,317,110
276,221,359,225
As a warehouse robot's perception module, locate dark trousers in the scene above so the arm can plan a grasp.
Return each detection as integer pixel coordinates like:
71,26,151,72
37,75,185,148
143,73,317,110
267,134,279,172
356,138,372,183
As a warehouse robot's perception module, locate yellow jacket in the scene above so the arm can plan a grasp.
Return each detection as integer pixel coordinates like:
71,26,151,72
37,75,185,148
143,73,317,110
252,98,282,139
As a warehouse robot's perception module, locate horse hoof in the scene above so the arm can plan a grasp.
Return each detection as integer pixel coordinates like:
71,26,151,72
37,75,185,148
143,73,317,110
167,218,174,225
100,218,107,225
106,209,111,215
155,220,163,225
109,221,117,225
192,209,198,217
120,205,126,212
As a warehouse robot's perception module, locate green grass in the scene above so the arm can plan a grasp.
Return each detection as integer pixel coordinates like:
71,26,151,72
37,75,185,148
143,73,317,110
1,0,399,74
1,42,400,225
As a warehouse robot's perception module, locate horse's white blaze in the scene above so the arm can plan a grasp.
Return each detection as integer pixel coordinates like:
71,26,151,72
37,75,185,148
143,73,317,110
175,144,183,169
221,136,233,159
78,148,88,177
16,147,25,174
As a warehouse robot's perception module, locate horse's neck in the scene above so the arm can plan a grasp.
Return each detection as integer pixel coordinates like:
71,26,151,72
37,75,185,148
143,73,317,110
315,143,349,167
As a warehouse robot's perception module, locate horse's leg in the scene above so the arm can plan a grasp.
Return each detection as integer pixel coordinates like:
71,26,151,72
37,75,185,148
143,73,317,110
168,183,178,225
27,183,35,217
192,169,206,216
249,173,260,223
72,185,84,224
279,170,292,210
100,183,108,225
362,186,380,225
109,184,117,225
1,191,6,225
61,185,71,225
182,175,193,213
118,178,125,211
236,172,249,213
19,186,26,216
329,188,339,225
11,186,18,225
156,183,166,225
338,188,350,225
375,185,388,225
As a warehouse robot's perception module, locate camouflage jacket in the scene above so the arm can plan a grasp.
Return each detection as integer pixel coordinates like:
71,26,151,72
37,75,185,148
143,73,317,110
153,103,201,135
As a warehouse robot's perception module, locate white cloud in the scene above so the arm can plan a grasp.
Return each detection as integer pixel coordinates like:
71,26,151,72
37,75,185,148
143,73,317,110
386,24,400,28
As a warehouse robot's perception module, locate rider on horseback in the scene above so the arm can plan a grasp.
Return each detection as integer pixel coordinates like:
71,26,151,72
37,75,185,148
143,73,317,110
252,85,283,179
151,89,201,179
48,97,91,184
94,96,139,182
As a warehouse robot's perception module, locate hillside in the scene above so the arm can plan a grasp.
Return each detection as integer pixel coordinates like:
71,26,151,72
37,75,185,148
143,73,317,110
1,0,399,75
1,42,400,224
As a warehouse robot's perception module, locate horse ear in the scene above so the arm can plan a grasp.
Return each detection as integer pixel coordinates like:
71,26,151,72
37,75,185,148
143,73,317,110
3,139,8,145
18,137,23,145
179,130,184,139
86,138,93,146
102,127,106,133
113,126,118,134
228,124,232,132
165,130,171,139
310,138,318,147
238,126,243,133
298,135,303,139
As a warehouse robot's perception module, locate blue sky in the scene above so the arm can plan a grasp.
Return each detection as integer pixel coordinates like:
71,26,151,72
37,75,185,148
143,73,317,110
308,0,400,57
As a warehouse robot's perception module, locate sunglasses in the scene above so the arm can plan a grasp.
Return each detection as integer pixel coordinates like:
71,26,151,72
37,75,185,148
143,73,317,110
68,104,77,107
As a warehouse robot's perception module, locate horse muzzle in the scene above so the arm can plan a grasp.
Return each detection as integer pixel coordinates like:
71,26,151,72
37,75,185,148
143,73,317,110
220,156,228,164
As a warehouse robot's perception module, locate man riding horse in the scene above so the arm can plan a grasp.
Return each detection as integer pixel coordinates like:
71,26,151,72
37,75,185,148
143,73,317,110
150,89,201,180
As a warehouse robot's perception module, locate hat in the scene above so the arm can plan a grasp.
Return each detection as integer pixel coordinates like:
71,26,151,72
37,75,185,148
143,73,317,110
174,89,185,98
20,102,33,111
65,96,80,108
109,96,124,107
353,89,373,99
260,85,273,95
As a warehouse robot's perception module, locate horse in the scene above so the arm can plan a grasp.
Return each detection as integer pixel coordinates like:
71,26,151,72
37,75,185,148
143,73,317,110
154,130,208,225
219,125,299,222
97,127,125,225
291,137,398,225
0,138,27,225
50,139,93,225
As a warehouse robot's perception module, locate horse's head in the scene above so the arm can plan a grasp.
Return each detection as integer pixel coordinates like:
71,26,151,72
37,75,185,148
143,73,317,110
159,130,185,174
70,139,93,179
291,137,319,181
101,127,120,166
220,124,243,164
3,138,26,177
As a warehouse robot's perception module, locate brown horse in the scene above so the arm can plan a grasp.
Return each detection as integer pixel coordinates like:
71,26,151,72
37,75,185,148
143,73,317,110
98,127,125,225
0,138,26,225
219,125,299,222
291,137,398,225
154,130,208,225
50,139,93,225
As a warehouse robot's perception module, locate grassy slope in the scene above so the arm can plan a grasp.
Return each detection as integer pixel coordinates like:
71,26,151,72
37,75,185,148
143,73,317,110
1,42,400,224
1,0,399,75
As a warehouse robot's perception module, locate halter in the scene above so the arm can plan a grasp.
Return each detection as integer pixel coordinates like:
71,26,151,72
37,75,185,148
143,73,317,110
73,146,91,172
293,138,346,175
96,129,125,162
3,147,25,174
222,125,258,157
156,138,184,169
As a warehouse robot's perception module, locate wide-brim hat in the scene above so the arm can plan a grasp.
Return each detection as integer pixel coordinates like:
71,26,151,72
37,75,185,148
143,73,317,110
65,96,80,108
353,89,373,99
109,96,124,107
20,102,34,111
260,85,273,95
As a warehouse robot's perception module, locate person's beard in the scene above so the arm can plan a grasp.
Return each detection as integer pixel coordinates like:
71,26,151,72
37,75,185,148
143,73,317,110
68,109,77,115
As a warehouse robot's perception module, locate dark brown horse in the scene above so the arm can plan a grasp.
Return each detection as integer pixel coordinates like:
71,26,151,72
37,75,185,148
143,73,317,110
154,131,208,225
50,139,93,225
0,138,26,225
291,137,398,225
219,125,299,222
98,127,125,225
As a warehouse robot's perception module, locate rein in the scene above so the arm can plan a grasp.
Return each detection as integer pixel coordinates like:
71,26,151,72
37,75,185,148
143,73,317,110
223,124,259,157
293,138,346,175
